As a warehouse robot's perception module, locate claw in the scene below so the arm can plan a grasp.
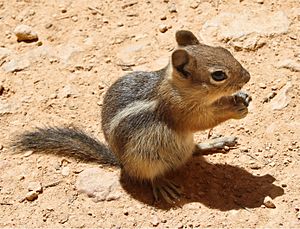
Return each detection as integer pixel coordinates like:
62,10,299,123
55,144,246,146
152,178,182,203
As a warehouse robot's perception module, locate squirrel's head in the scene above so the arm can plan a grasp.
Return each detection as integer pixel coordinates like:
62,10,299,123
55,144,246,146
170,30,250,103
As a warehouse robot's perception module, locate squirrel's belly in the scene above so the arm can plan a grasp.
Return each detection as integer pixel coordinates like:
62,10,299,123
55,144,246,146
121,128,194,180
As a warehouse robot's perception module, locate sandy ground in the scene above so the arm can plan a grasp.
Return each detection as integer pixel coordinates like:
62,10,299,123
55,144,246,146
0,0,299,228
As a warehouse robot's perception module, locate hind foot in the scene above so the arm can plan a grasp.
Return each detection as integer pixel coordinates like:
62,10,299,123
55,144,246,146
152,178,182,204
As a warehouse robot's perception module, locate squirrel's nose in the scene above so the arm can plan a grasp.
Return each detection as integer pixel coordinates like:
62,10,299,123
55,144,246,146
242,68,250,83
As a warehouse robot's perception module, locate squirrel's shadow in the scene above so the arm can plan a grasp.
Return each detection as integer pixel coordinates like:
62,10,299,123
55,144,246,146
120,155,284,210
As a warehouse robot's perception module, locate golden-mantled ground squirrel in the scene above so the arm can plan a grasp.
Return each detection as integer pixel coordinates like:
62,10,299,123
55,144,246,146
13,30,251,203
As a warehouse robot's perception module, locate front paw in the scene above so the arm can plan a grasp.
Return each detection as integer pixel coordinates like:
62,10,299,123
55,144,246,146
232,92,252,119
234,91,252,107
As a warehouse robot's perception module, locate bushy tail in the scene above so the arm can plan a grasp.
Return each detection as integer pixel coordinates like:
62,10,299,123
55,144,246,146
12,127,119,166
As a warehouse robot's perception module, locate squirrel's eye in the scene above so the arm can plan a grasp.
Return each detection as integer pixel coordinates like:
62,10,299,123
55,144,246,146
211,71,227,81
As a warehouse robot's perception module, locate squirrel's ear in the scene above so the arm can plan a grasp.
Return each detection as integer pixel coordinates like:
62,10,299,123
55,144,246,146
176,30,200,46
172,49,191,78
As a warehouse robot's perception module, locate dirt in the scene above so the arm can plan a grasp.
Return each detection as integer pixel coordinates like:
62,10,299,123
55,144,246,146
0,0,300,228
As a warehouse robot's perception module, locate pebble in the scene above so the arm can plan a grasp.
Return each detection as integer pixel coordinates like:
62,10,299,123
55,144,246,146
45,23,53,29
71,16,78,22
250,164,261,170
190,0,199,9
23,150,33,157
61,166,70,176
151,215,159,227
160,15,167,20
25,191,38,201
14,24,38,42
263,196,276,208
271,81,292,110
258,83,267,89
263,91,277,103
159,24,168,33
76,168,121,202
224,145,230,151
281,183,287,188
59,85,79,98
3,57,31,73
28,181,43,193
277,59,300,72
271,86,278,91
123,209,129,216
240,147,249,152
169,3,177,13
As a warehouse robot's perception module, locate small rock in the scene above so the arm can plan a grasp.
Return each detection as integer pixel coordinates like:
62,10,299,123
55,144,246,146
297,212,300,220
263,91,277,103
71,16,78,22
159,24,168,33
271,81,292,110
271,86,278,91
59,85,79,98
151,215,159,227
277,59,300,72
0,100,13,115
106,191,122,201
23,150,33,157
59,214,69,224
169,3,177,13
19,175,25,180
14,24,38,42
160,15,167,20
76,168,121,202
250,164,261,170
0,47,12,62
25,191,38,201
224,145,230,151
2,58,31,72
190,0,199,9
258,83,267,89
28,181,43,193
105,58,111,63
240,147,249,152
263,196,276,208
45,23,53,29
281,183,287,188
0,144,3,150
257,0,264,4
123,209,129,216
61,166,70,176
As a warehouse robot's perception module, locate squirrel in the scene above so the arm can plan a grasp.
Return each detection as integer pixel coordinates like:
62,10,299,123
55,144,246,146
13,30,251,203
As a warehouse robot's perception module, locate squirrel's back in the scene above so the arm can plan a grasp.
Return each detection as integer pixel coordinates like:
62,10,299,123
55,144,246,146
101,68,166,137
